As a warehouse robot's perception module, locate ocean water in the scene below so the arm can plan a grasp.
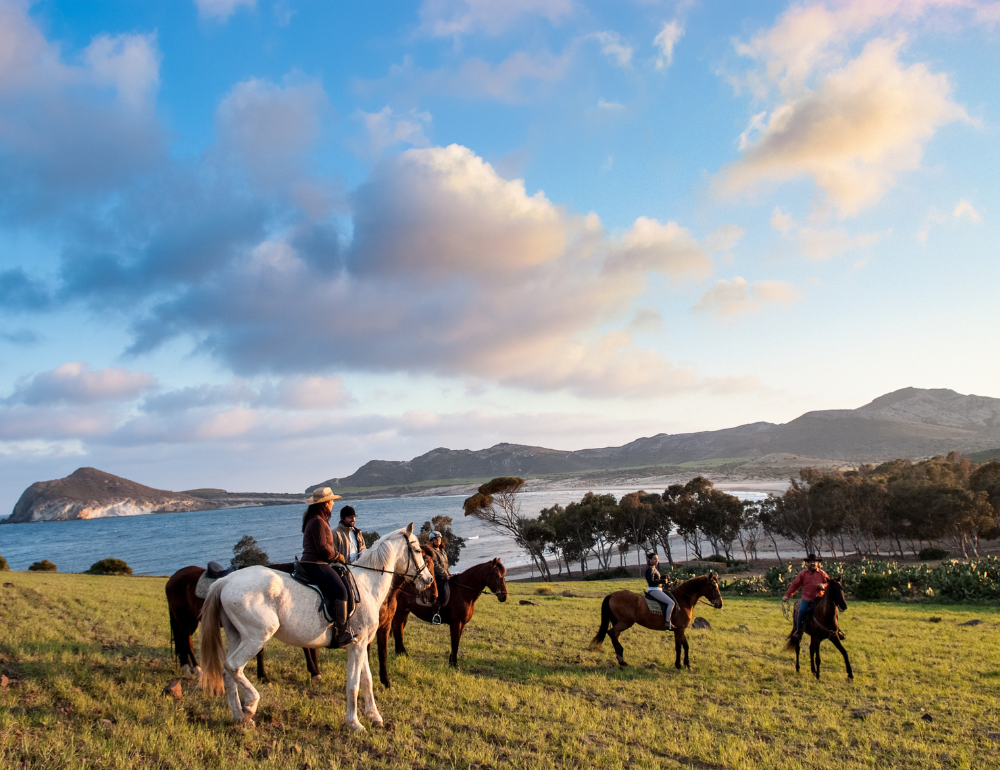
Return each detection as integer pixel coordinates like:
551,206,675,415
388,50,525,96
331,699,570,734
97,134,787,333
0,488,770,575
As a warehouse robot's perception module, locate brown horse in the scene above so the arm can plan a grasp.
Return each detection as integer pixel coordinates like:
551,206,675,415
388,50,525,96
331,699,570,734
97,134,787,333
388,558,508,675
590,573,723,669
784,578,853,680
165,563,319,681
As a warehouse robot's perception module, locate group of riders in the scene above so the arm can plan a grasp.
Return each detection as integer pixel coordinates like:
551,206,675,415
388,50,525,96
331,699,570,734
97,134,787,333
644,549,837,641
298,486,453,649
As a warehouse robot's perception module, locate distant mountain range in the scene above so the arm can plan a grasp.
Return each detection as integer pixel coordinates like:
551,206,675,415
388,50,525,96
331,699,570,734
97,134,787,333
308,388,1000,493
5,468,302,524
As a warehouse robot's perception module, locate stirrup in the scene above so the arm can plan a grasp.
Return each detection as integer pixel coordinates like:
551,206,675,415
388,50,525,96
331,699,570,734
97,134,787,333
328,628,355,648
431,613,442,625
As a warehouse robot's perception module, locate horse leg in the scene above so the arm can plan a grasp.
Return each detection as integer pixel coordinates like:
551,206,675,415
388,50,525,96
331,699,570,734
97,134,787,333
305,647,320,679
392,608,410,655
609,621,630,667
358,644,384,728
344,643,366,733
219,615,246,722
255,650,267,683
794,639,800,673
376,621,391,688
810,637,821,680
449,621,465,668
221,609,274,723
831,636,853,680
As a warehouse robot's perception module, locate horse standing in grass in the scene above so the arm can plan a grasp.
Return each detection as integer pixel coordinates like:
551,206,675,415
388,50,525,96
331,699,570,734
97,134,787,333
200,525,433,732
784,578,853,680
386,558,508,677
165,563,320,681
591,573,724,669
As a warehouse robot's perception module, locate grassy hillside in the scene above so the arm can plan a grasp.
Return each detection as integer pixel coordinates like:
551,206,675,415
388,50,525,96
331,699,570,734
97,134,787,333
2,572,998,769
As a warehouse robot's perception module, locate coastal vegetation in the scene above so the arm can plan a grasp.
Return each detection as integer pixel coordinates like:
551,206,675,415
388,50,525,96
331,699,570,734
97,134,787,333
230,535,269,570
27,560,57,572
86,559,133,577
1,571,998,769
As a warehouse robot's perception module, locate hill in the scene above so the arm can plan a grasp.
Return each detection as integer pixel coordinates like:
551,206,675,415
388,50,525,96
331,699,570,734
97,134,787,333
5,468,301,523
309,387,1000,493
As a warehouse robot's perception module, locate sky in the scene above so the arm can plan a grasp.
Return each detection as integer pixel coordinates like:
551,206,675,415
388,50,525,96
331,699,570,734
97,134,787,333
0,0,998,511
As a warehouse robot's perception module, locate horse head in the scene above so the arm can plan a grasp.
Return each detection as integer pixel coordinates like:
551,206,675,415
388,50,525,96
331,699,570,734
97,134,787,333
401,523,434,591
703,572,724,609
826,578,848,611
488,558,508,602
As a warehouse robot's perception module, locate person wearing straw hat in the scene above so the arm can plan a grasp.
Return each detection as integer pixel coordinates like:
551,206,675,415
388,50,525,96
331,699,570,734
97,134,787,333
783,553,829,643
299,487,354,647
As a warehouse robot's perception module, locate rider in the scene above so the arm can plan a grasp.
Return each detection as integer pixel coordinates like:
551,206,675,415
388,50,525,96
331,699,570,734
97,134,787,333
644,552,675,631
332,505,367,564
783,553,829,642
299,487,355,648
427,531,451,626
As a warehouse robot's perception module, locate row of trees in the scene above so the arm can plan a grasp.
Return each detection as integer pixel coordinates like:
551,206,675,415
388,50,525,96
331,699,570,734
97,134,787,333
463,455,1000,579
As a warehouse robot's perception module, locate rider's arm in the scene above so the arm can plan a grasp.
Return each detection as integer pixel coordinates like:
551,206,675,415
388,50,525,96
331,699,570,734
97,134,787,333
783,571,803,601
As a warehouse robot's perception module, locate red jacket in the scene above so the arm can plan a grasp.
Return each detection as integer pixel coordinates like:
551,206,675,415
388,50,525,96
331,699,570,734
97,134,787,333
783,568,829,601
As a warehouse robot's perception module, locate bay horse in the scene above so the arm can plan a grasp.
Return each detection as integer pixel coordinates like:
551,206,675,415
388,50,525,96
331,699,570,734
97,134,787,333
200,525,433,732
388,558,508,673
165,563,319,681
784,578,853,680
590,573,723,669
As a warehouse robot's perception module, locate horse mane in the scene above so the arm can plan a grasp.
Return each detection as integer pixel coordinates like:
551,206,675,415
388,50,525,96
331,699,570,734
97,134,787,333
672,572,714,600
452,559,502,582
353,529,404,571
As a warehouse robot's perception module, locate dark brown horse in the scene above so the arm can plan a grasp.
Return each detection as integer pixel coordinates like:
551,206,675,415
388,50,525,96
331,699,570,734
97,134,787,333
590,573,724,669
784,578,853,680
165,563,319,681
387,558,508,675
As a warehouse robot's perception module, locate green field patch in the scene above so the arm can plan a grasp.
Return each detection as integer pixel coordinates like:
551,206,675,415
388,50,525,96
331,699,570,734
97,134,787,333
1,572,998,769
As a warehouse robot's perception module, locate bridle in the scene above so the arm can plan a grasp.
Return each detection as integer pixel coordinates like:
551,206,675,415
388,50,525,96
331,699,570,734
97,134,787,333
348,532,431,586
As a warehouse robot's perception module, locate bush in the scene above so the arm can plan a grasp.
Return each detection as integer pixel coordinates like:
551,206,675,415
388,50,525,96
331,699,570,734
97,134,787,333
920,547,949,561
583,566,631,581
86,558,132,576
704,554,728,563
0,554,8,571
854,573,891,601
231,535,269,569
28,560,57,572
536,586,554,595
720,576,770,595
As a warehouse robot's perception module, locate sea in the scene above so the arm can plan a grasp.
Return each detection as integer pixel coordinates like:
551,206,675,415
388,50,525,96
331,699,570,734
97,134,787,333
0,488,770,576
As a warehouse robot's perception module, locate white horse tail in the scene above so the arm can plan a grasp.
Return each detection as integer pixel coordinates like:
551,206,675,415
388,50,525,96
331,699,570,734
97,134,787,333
199,581,226,696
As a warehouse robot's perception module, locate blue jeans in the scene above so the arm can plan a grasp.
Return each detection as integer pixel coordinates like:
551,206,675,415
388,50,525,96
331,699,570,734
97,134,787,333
795,598,814,633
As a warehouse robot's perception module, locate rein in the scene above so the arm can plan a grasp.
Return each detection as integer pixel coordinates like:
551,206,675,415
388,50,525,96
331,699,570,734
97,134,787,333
348,535,427,582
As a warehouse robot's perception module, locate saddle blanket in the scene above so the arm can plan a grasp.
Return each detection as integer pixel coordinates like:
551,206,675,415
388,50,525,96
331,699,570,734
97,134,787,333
644,595,664,615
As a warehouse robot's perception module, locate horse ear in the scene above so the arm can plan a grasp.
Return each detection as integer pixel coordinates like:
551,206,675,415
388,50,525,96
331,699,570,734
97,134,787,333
405,522,413,535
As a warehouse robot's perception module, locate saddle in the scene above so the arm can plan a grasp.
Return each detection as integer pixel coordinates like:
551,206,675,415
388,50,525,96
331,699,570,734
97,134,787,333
194,561,235,599
643,587,676,616
291,560,360,624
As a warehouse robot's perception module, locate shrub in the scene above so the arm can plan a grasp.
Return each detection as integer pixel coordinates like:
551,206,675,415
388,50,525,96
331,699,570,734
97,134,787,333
704,555,728,563
86,558,133,576
28,560,57,572
0,554,8,571
536,586,554,595
583,566,631,581
854,573,891,601
720,576,770,596
231,535,269,569
920,547,949,561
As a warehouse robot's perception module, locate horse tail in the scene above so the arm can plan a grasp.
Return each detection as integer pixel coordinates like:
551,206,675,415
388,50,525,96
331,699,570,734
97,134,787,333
783,630,798,651
590,594,615,650
199,581,226,696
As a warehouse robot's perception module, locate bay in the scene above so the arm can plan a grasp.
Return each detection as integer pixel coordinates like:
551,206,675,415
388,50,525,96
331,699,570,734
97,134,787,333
0,488,770,575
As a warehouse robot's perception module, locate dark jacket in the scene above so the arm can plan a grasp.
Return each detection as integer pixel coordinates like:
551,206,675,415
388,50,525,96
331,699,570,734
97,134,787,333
302,514,341,564
645,563,665,588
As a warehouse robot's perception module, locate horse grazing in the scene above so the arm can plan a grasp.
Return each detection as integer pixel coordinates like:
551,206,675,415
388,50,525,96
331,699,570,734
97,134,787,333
200,524,433,732
165,563,320,681
387,558,508,677
784,578,853,680
591,573,724,669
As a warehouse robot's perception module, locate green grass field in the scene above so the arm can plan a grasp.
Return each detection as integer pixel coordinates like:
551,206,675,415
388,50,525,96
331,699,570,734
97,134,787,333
2,571,999,769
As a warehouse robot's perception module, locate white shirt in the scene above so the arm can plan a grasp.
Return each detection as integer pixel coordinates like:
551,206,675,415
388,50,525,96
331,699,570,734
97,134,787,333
348,530,359,563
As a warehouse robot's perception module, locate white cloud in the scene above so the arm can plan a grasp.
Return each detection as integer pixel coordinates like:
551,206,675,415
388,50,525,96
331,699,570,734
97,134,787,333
705,223,746,254
918,198,983,242
194,0,255,22
719,38,971,216
654,20,684,70
694,277,802,320
597,98,624,111
605,216,713,280
953,199,981,222
796,225,887,261
5,362,157,406
353,106,432,158
419,0,573,37
588,31,633,67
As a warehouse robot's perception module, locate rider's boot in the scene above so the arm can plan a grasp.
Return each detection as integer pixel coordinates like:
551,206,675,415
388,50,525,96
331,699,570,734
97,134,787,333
328,600,355,648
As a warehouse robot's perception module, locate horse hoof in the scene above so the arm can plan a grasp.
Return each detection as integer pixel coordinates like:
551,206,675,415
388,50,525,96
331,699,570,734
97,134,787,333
347,721,366,733
311,675,322,681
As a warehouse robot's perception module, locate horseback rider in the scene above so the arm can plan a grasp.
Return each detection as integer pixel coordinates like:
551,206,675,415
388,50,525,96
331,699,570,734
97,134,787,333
332,505,367,564
299,487,355,648
427,531,451,626
644,552,675,631
783,553,829,642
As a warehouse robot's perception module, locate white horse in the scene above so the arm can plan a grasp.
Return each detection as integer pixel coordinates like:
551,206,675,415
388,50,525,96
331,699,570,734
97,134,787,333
200,524,433,732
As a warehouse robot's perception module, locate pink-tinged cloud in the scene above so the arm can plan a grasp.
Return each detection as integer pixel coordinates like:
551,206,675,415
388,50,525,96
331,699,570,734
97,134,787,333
693,277,803,320
6,362,157,406
419,0,573,38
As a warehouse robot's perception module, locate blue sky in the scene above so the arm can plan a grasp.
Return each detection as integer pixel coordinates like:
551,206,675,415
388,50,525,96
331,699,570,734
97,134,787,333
0,0,998,510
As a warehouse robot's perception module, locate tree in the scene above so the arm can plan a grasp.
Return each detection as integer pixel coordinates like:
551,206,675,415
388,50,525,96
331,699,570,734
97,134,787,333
539,503,596,577
566,492,620,570
419,515,466,566
618,492,655,567
361,530,381,547
464,477,553,580
231,535,269,569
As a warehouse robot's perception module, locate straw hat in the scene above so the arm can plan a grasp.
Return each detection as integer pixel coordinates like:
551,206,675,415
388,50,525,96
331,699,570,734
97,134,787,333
308,487,341,505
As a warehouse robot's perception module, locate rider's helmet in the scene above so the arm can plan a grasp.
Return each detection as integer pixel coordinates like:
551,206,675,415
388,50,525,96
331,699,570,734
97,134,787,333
429,530,442,541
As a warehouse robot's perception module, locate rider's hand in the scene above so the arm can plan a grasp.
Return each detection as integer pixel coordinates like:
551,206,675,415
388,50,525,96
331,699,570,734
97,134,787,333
781,596,789,603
